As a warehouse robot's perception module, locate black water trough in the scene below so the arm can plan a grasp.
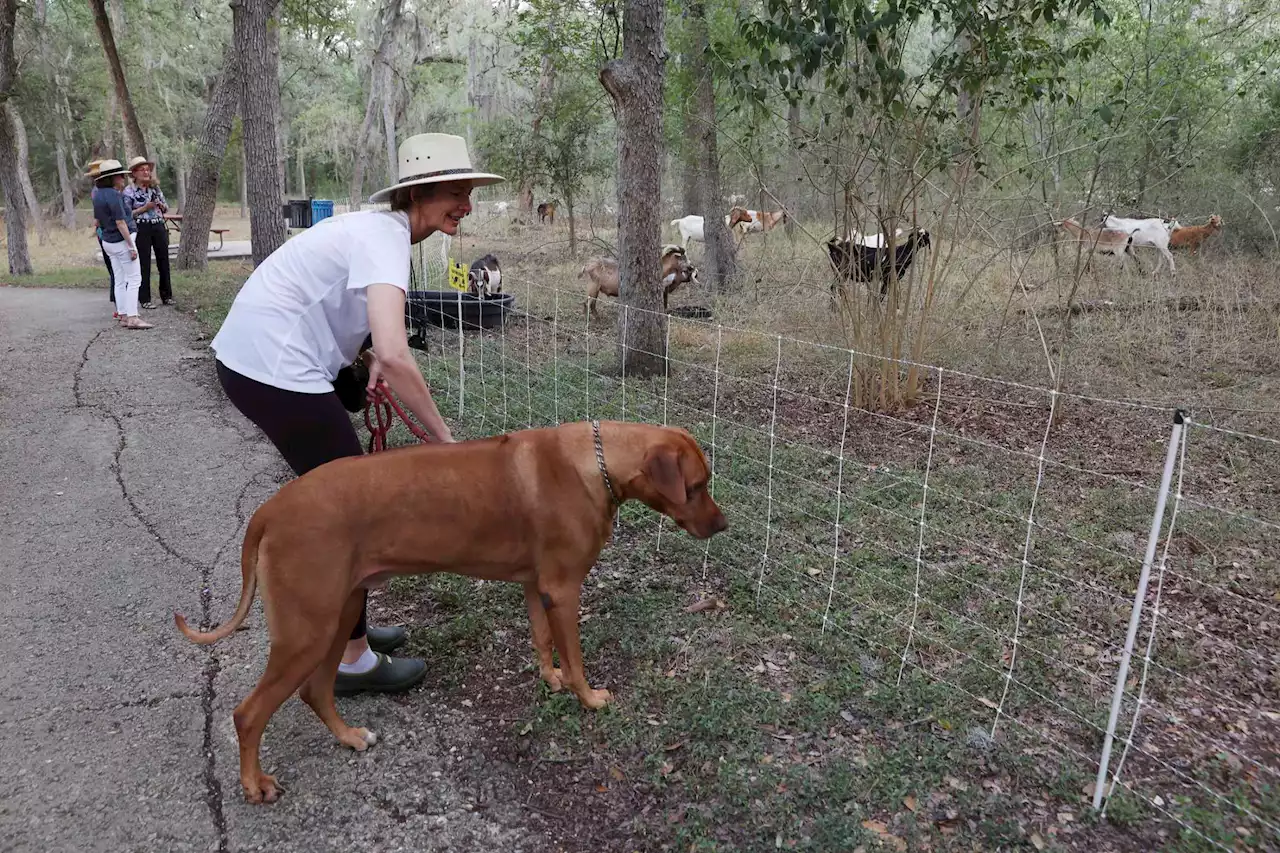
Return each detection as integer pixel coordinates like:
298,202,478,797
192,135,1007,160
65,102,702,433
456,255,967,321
406,290,515,331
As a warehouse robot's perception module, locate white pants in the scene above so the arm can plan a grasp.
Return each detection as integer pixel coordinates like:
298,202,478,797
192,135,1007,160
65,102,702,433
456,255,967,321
103,238,142,316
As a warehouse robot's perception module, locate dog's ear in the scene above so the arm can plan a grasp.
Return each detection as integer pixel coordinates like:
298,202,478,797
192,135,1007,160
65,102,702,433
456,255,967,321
644,445,687,506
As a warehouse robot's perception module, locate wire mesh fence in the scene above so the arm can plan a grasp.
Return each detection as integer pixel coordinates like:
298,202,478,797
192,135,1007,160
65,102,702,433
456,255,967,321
391,265,1278,850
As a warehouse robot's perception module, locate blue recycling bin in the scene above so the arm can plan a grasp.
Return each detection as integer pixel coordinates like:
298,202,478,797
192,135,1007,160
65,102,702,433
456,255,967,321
311,199,335,225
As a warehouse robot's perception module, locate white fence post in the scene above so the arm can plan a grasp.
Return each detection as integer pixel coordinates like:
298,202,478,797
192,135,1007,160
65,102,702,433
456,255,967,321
1092,409,1187,810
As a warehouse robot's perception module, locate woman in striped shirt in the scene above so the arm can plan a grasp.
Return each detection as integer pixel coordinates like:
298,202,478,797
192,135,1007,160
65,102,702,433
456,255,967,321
124,156,173,308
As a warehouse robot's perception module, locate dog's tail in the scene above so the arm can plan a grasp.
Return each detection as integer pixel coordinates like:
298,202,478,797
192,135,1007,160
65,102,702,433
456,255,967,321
174,513,265,644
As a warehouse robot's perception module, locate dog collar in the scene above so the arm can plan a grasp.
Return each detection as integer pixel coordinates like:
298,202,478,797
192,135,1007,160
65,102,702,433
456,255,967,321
592,420,621,507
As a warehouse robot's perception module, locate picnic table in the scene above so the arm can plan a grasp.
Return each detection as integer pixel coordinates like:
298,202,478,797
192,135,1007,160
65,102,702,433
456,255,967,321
162,214,230,251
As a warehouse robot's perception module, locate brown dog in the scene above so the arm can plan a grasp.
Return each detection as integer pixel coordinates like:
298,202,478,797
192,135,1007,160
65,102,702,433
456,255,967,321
175,420,727,804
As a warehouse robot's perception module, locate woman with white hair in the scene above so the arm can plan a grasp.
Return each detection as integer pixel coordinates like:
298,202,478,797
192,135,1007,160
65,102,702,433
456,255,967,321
211,133,502,695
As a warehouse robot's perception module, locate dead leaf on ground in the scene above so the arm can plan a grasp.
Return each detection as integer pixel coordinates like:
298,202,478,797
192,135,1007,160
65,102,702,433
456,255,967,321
609,766,625,781
684,598,726,614
861,819,907,852
903,795,918,812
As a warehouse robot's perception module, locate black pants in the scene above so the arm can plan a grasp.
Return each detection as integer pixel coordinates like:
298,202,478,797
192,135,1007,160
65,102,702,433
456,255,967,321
136,221,171,304
216,360,369,639
100,237,116,303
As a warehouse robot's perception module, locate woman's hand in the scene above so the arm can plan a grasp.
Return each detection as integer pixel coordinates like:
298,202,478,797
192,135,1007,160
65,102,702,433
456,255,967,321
360,349,385,399
128,247,138,260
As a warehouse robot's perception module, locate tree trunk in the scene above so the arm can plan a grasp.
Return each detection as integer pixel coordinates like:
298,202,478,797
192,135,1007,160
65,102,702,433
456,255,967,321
689,0,735,290
176,153,187,213
785,100,801,239
296,147,306,199
55,133,74,229
680,135,701,219
566,191,577,257
381,74,397,185
5,103,48,245
176,44,239,270
349,0,404,209
34,0,75,230
239,142,247,218
521,23,556,214
600,0,666,377
0,0,31,274
466,34,479,145
89,0,147,159
233,0,286,265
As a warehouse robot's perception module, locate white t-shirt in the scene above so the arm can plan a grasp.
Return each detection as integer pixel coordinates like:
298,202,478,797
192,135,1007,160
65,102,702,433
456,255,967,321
211,210,411,393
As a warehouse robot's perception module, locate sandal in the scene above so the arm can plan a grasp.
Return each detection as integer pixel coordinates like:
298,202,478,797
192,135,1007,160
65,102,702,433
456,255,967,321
140,302,157,310
162,298,176,306
124,318,155,330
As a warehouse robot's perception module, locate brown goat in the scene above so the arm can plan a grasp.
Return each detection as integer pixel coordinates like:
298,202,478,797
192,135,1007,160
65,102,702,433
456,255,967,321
729,207,786,238
582,246,700,319
1056,218,1141,273
1169,215,1223,254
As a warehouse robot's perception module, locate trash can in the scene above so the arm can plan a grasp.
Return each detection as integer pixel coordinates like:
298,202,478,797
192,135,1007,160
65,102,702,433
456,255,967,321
311,199,335,225
289,199,313,229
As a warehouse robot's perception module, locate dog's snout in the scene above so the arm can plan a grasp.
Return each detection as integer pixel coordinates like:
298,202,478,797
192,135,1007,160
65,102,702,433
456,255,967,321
711,512,728,534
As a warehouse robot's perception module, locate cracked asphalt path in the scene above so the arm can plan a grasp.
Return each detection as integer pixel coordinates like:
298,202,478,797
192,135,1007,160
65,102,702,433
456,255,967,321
0,288,551,853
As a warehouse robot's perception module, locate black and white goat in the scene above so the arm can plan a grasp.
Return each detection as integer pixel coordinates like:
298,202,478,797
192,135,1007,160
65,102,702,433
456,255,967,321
467,253,503,298
826,228,931,297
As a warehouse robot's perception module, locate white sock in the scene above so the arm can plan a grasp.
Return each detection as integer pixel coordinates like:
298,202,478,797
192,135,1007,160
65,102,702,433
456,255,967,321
338,647,379,675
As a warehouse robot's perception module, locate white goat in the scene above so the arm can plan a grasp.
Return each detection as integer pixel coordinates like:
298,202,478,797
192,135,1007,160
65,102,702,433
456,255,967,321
1102,215,1177,275
670,214,734,248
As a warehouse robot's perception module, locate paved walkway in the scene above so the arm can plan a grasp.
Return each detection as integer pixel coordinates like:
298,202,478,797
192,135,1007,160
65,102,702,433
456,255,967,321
0,287,546,852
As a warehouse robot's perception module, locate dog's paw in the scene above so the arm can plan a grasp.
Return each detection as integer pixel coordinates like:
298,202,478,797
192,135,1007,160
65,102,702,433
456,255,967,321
243,773,282,804
340,727,378,751
541,667,565,692
578,688,612,710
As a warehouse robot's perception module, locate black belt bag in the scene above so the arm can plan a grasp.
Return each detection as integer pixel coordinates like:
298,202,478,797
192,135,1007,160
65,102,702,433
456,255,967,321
333,334,375,413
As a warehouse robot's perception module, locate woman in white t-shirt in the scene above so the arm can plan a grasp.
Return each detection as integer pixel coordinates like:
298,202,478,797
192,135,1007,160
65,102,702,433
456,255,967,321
211,133,503,695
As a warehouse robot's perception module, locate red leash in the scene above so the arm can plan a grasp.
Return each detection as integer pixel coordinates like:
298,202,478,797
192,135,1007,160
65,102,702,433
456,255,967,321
363,380,431,453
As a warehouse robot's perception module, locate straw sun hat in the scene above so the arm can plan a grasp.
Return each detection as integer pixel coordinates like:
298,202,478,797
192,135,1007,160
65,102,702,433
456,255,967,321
127,155,156,172
368,133,503,204
91,159,129,180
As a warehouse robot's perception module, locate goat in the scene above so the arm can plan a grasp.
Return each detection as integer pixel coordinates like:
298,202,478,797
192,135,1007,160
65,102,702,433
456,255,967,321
670,213,745,248
466,253,502,298
1169,215,1223,255
492,201,510,217
537,202,557,225
826,228,931,297
847,228,904,248
1101,214,1177,275
582,245,700,319
1055,219,1141,273
729,208,786,238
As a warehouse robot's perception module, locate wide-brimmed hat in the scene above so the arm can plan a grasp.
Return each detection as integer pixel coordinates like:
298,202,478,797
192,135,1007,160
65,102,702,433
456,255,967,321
94,159,129,180
369,133,503,204
127,155,156,172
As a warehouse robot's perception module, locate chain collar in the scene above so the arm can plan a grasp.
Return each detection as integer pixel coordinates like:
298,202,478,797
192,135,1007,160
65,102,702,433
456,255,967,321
592,420,621,507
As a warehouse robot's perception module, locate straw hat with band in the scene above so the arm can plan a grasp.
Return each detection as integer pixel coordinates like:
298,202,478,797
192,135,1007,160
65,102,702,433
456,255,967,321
84,159,107,178
127,155,156,173
368,133,503,204
93,159,130,184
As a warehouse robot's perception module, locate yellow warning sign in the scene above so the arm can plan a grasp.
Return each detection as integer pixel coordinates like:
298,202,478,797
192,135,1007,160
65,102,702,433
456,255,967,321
447,259,471,292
